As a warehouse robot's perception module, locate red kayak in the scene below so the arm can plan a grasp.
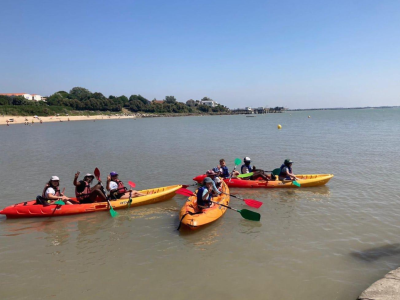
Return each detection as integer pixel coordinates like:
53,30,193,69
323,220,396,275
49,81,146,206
0,199,97,218
193,173,334,188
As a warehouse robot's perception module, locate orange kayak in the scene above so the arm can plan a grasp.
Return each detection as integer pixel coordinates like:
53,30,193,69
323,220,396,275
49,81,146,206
0,185,181,218
178,181,230,229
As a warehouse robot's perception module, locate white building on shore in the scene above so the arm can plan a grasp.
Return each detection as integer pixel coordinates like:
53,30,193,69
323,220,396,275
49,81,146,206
0,93,46,101
200,100,218,107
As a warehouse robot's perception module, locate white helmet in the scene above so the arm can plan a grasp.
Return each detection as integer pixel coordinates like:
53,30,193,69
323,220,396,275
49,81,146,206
244,157,251,163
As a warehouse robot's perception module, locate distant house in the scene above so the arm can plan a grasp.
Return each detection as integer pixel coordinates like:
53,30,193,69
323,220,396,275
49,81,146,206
152,100,164,104
0,93,45,101
200,100,218,107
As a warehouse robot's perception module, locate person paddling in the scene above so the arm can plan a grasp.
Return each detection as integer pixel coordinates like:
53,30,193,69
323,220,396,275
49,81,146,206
73,172,107,203
106,171,146,199
196,177,215,209
241,157,271,181
279,159,298,181
216,158,239,179
41,176,73,205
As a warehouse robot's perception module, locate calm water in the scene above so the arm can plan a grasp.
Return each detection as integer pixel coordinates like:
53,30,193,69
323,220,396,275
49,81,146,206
1,109,400,300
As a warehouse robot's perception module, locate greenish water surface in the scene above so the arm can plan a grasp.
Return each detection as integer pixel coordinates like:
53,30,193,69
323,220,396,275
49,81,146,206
0,108,399,300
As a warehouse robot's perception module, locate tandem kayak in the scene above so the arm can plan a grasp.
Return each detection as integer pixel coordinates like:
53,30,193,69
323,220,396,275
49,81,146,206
178,181,230,229
0,185,182,218
193,174,334,188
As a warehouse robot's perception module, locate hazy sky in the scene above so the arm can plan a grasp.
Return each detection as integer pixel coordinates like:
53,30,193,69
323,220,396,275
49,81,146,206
1,0,399,109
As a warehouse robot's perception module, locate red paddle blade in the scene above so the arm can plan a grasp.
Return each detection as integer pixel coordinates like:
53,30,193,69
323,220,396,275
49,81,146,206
175,188,195,197
128,181,136,188
94,168,100,180
244,199,263,209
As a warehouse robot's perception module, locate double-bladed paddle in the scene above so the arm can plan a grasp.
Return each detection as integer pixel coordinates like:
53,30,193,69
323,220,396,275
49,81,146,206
175,188,260,221
237,172,253,178
127,181,136,207
94,168,118,218
229,158,242,182
221,192,263,209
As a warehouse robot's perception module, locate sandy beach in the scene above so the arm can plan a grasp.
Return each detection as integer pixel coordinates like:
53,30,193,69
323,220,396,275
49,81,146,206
1,114,136,126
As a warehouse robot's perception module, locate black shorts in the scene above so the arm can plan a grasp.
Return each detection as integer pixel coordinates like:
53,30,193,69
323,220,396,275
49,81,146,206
111,193,123,200
79,197,93,204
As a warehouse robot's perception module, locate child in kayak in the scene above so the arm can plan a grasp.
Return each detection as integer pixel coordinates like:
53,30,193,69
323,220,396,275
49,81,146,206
196,177,215,209
216,158,239,179
40,176,73,205
106,171,147,199
73,172,107,203
205,170,222,194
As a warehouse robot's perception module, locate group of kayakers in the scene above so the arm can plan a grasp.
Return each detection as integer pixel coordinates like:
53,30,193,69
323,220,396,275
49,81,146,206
197,157,298,209
39,171,144,206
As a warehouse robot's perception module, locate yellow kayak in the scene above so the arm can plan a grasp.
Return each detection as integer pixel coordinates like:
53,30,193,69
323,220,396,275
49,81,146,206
193,174,334,188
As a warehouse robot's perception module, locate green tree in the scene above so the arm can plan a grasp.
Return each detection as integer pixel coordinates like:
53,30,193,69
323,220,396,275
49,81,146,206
70,87,92,101
165,96,177,104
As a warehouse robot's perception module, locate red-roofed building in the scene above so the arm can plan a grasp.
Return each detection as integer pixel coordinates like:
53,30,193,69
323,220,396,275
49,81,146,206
152,100,164,104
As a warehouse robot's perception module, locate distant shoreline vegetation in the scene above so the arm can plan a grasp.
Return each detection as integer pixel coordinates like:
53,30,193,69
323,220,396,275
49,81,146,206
0,87,230,116
288,106,400,111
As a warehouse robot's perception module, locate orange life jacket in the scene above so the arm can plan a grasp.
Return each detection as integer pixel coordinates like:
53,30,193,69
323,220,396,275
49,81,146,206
75,181,91,201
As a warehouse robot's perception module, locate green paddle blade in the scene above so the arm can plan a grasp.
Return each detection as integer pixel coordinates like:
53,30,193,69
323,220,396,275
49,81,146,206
54,200,65,205
292,180,301,187
237,172,253,178
110,207,118,218
271,168,281,176
234,158,241,165
239,209,260,221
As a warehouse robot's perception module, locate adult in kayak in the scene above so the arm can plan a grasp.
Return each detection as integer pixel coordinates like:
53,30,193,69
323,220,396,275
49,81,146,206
196,177,215,209
40,176,73,205
106,171,146,199
241,157,271,181
73,172,107,203
216,158,239,179
279,159,298,181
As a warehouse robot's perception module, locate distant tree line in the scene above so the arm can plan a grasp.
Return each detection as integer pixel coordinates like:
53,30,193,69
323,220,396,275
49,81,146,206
0,87,230,114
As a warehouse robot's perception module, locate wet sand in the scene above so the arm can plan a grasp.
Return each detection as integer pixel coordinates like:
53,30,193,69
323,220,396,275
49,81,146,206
0,114,136,125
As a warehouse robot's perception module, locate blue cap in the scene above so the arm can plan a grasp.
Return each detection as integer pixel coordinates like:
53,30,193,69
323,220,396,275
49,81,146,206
110,172,118,176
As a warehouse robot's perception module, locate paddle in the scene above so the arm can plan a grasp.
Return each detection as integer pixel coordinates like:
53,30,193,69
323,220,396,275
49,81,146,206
229,158,242,182
182,183,198,189
128,181,136,188
53,187,66,205
175,188,260,221
221,192,263,209
127,181,136,207
94,168,118,217
237,172,253,178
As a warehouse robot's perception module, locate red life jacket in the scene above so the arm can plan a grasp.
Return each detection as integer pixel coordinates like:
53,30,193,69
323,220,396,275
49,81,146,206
114,179,127,195
75,181,91,201
42,184,61,200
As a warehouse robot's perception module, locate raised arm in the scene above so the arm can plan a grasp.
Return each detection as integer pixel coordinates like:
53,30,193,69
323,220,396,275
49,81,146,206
73,171,81,187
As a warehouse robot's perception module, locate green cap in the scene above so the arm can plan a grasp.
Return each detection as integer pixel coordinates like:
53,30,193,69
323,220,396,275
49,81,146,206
284,159,293,164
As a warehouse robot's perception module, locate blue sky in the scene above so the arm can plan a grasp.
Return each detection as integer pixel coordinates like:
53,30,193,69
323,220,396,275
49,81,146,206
1,0,399,109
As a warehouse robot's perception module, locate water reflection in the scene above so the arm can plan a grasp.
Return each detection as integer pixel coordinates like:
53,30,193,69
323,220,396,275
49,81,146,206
351,243,400,262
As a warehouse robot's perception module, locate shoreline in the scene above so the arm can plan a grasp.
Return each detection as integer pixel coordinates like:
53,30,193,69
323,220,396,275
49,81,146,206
1,114,136,126
0,112,232,126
